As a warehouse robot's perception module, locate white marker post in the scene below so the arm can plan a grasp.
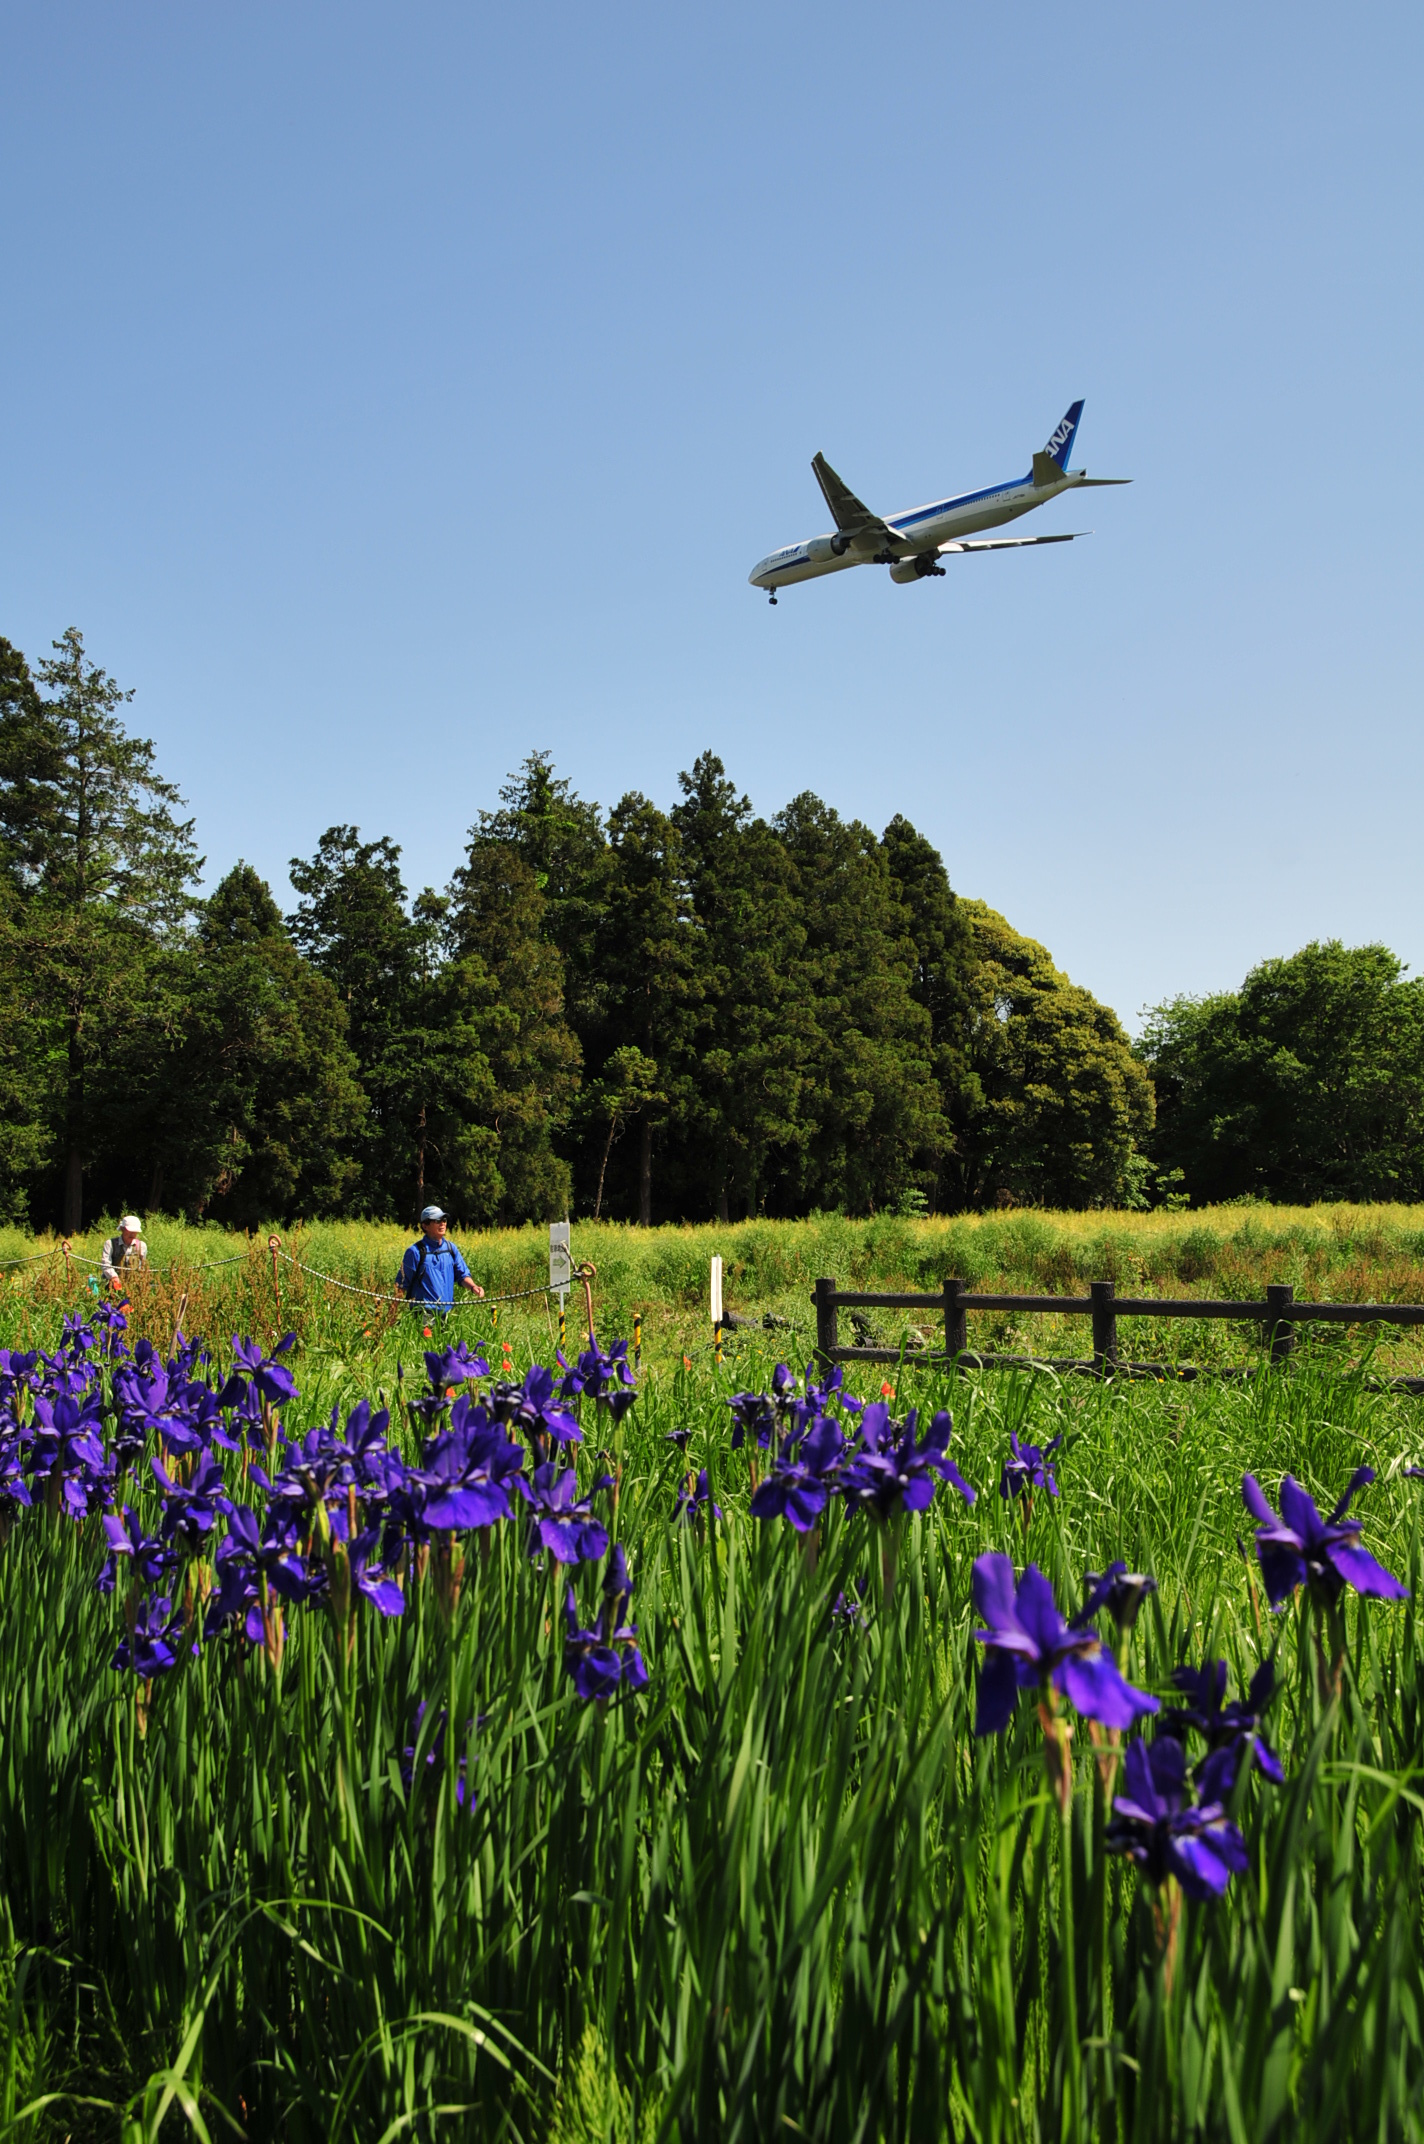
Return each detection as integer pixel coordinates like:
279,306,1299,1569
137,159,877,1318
710,1254,723,1368
549,1221,571,1352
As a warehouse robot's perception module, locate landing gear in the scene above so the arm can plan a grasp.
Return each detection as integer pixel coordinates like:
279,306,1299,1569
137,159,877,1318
768,591,777,605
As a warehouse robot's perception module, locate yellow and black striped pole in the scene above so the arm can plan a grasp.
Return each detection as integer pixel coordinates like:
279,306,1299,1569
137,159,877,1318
633,1312,642,1371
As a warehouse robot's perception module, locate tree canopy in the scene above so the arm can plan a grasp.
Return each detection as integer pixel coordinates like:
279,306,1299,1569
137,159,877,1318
1140,941,1424,1203
0,628,1183,1227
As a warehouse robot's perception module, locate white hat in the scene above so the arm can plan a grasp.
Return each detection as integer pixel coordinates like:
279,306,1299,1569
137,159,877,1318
419,1205,447,1223
121,1216,142,1232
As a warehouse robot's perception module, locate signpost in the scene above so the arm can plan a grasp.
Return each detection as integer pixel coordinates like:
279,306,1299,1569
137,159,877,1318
710,1254,723,1367
550,1222,571,1351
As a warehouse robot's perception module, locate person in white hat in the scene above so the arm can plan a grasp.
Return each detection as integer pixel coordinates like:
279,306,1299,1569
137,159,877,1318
100,1216,148,1288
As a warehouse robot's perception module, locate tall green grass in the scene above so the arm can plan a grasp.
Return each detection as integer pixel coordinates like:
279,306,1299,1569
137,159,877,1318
1,1314,1423,2139
9,1202,1424,1376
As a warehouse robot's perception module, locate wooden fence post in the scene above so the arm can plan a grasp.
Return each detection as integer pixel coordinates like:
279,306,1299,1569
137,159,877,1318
1265,1282,1295,1366
942,1277,967,1363
813,1277,839,1372
1090,1280,1118,1376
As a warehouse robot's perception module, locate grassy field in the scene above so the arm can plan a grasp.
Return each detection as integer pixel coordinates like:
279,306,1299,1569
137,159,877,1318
1,1256,1423,2138
9,1203,1424,1380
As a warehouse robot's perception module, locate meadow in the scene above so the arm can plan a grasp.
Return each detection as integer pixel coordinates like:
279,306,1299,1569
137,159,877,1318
1,1215,1423,2139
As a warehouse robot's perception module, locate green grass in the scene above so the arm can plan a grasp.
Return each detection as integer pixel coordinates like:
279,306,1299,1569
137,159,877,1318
2,1284,1424,2140
10,1202,1424,1378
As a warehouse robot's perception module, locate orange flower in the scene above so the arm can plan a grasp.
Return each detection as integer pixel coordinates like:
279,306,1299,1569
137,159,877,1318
880,1381,894,1398
683,1354,692,1371
423,1326,433,1339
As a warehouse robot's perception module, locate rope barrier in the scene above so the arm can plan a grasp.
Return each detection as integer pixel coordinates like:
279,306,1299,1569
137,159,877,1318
275,1249,553,1313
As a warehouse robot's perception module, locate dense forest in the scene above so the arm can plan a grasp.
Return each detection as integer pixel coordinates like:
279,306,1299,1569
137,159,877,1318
3,629,1418,1230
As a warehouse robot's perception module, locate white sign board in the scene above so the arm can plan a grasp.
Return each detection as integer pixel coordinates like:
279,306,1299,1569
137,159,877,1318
710,1254,723,1324
549,1221,572,1300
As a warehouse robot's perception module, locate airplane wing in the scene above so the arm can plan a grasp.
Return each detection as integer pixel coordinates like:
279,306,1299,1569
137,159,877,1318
811,452,906,551
937,532,1088,555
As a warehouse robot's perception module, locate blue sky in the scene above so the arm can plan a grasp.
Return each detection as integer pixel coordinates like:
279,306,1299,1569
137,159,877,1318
3,3,1419,1028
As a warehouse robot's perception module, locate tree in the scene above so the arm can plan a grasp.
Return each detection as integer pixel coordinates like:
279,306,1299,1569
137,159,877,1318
0,630,202,1229
467,753,613,1043
152,866,366,1224
670,754,813,1220
1141,941,1424,1204
881,814,981,1203
578,793,698,1222
950,901,1153,1209
774,794,948,1214
446,840,580,1222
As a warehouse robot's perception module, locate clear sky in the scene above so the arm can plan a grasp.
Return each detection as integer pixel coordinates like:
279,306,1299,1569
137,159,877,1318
3,3,1420,1029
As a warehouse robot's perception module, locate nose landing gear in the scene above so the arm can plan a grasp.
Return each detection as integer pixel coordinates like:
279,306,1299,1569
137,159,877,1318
768,591,777,605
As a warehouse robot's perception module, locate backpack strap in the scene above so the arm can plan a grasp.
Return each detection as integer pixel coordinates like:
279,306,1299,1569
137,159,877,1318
403,1237,432,1301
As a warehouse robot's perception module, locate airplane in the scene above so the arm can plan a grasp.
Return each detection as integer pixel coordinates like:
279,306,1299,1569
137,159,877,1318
748,399,1129,603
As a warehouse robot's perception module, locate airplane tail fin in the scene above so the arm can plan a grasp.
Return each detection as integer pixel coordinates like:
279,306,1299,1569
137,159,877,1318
1031,398,1084,485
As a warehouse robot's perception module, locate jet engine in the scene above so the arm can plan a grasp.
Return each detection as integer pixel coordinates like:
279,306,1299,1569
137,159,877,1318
805,533,853,563
888,552,946,584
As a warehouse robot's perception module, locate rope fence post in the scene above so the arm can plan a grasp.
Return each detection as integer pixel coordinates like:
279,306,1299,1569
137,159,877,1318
1265,1282,1296,1366
268,1235,282,1326
813,1276,838,1374
61,1238,73,1297
942,1276,967,1363
1090,1280,1118,1377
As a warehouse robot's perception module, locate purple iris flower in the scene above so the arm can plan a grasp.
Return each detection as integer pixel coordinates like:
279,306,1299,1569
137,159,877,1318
29,1392,111,1517
558,1339,638,1420
841,1405,976,1520
728,1390,777,1451
205,1502,322,1640
98,1506,174,1594
1242,1469,1409,1609
0,1435,32,1525
564,1545,649,1700
971,1553,1159,1737
1105,1737,1249,1900
112,1593,186,1678
516,1463,609,1564
219,1333,299,1409
674,1469,721,1523
1160,1657,1284,1786
424,1341,490,1392
750,1416,846,1532
149,1451,226,1553
346,1527,406,1615
410,1400,525,1531
490,1365,582,1446
999,1432,1062,1503
1074,1562,1157,1634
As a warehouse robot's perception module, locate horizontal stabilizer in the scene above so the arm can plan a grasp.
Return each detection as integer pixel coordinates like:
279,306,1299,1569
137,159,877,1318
1075,476,1132,486
938,531,1088,555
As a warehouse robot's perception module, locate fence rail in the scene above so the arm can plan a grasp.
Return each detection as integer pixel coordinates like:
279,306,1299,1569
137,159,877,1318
811,1277,1424,1390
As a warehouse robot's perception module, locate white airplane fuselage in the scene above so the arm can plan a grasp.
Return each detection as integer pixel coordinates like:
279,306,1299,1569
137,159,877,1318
749,467,1089,592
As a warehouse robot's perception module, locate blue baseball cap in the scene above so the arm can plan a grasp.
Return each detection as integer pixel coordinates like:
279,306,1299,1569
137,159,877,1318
419,1205,447,1223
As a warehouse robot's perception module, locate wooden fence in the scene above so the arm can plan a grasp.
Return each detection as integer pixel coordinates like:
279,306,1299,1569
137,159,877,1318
810,1277,1424,1391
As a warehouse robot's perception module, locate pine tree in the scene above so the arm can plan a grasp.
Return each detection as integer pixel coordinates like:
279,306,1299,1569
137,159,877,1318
156,865,367,1224
445,841,580,1221
774,794,947,1214
579,793,698,1223
670,754,812,1219
467,753,613,1042
0,630,202,1229
881,814,981,1205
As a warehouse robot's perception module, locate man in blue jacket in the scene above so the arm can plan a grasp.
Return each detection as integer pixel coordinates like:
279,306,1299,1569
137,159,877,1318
399,1206,486,1309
